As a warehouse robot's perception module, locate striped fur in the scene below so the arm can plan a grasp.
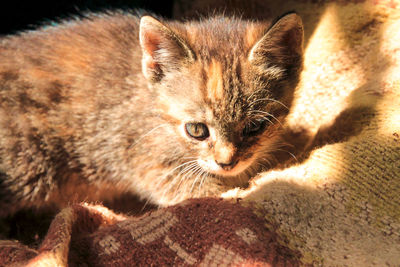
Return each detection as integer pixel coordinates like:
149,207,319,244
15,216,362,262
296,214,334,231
0,11,303,214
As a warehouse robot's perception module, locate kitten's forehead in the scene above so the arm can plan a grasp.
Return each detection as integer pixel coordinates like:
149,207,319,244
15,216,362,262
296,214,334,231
180,18,269,123
200,56,248,124
181,16,265,57
205,58,224,101
163,18,278,124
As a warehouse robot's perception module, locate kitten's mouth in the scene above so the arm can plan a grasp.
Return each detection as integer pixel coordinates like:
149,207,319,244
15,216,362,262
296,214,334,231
197,158,254,177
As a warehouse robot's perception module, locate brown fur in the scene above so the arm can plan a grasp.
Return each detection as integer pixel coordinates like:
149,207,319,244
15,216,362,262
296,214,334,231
0,11,303,215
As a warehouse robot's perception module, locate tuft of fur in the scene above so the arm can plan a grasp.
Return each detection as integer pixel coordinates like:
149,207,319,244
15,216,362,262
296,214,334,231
0,11,303,215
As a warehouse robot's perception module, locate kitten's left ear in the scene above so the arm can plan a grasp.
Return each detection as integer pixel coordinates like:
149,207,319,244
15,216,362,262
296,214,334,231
248,12,304,77
139,16,195,82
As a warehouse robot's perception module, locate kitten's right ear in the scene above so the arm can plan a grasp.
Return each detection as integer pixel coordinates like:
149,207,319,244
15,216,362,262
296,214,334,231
248,12,303,78
139,16,195,82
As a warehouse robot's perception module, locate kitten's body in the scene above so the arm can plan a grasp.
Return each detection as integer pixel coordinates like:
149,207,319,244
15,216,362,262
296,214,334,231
0,11,303,215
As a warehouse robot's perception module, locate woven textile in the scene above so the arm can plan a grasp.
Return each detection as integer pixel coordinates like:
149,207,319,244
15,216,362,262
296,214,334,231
0,199,302,266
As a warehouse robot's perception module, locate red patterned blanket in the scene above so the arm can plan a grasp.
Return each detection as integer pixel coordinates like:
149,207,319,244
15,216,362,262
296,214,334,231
0,199,303,266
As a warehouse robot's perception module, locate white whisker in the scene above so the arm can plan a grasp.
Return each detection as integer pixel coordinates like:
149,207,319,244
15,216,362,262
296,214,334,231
155,160,198,190
198,169,208,188
246,87,264,102
129,124,169,148
176,164,201,190
274,148,298,162
198,171,208,192
258,156,273,168
250,110,283,127
248,97,289,110
190,167,206,193
163,162,197,192
256,162,270,172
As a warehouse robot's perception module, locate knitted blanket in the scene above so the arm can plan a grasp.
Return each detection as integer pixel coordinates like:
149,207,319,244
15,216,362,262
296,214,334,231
1,0,399,266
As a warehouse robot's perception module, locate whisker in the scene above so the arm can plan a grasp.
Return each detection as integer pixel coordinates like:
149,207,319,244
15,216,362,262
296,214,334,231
162,162,198,195
140,196,152,213
271,139,296,149
257,156,273,168
198,171,208,192
175,162,198,179
248,97,289,111
250,110,283,127
256,162,270,172
190,167,205,193
129,123,169,149
143,163,189,210
274,148,298,162
250,112,274,125
246,87,264,102
176,164,201,191
248,165,257,178
155,160,198,189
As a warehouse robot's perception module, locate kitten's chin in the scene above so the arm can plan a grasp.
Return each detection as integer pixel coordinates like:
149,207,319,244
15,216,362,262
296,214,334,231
197,158,254,178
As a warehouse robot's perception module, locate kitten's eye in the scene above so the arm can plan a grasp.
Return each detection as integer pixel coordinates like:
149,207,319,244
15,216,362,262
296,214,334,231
242,119,267,137
185,123,209,140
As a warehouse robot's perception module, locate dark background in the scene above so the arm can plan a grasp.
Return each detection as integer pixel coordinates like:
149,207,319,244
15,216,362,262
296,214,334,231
0,0,173,35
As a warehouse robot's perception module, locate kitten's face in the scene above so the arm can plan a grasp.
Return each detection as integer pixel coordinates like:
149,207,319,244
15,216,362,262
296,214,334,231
156,59,287,178
140,14,303,178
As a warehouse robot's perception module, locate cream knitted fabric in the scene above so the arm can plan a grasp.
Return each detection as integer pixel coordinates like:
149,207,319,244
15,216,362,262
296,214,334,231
220,1,400,266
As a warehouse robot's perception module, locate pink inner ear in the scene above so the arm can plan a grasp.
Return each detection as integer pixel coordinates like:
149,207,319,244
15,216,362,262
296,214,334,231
141,31,161,57
141,30,163,74
145,59,158,70
140,28,164,79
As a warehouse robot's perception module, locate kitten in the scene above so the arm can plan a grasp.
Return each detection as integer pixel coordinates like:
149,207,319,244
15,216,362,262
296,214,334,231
0,11,303,215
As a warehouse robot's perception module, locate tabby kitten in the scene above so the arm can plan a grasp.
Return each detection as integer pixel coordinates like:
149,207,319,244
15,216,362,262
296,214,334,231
0,11,303,215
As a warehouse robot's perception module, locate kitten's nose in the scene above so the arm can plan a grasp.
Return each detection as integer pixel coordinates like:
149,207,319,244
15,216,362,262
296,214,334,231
216,160,238,170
